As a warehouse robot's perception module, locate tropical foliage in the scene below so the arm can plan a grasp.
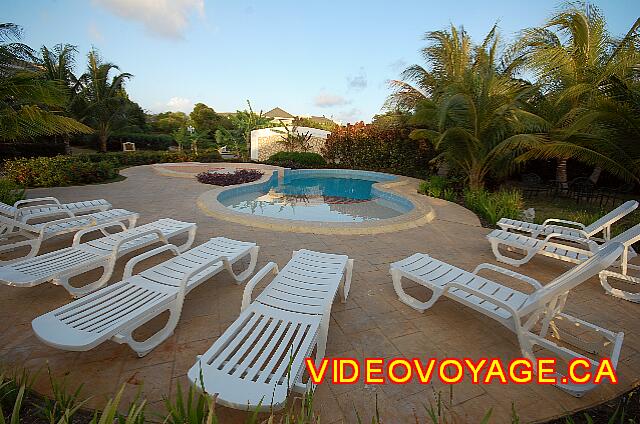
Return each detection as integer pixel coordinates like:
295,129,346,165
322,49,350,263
323,121,435,178
0,23,91,141
266,151,327,169
388,5,640,188
215,100,273,159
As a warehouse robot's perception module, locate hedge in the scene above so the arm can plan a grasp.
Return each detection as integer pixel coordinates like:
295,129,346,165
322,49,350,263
2,150,223,188
265,151,327,169
105,133,175,151
3,156,119,187
0,142,66,160
322,122,435,178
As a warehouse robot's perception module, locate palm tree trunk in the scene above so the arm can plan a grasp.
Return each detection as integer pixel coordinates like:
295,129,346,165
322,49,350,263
589,166,602,184
98,134,108,153
63,135,71,155
555,159,568,188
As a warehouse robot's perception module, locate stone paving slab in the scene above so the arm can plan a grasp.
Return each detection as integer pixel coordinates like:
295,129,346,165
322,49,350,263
0,164,638,423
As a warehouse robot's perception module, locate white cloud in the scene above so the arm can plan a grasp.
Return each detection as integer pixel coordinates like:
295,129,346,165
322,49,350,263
389,59,407,72
347,68,367,91
336,108,362,124
93,0,205,39
314,93,350,108
166,97,192,112
88,22,104,42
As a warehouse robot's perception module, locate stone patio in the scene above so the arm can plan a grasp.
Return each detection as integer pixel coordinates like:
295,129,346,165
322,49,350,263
1,164,638,423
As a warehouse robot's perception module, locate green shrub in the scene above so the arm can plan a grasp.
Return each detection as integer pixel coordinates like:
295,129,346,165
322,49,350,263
2,156,119,188
266,151,327,169
0,142,66,160
2,150,223,188
464,188,523,226
0,178,25,205
322,122,435,178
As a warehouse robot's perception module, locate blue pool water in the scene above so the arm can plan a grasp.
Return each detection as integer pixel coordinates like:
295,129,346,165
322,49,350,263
218,170,413,222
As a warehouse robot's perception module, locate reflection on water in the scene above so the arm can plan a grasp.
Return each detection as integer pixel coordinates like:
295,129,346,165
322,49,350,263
220,176,411,222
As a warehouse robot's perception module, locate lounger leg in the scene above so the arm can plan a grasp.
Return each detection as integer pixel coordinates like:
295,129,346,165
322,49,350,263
226,246,260,284
489,240,536,267
599,270,640,303
54,263,115,298
390,268,443,312
0,238,41,265
175,225,197,253
340,259,354,303
518,313,624,397
114,303,183,357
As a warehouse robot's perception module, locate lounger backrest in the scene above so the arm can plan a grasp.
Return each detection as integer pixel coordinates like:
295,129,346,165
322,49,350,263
608,222,640,247
254,249,348,315
521,242,624,314
0,202,16,215
584,200,638,236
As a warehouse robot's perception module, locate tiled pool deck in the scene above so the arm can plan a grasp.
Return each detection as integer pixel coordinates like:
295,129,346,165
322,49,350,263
1,164,638,423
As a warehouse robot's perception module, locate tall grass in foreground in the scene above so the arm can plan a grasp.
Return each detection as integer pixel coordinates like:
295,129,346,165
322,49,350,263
1,365,637,423
463,188,523,226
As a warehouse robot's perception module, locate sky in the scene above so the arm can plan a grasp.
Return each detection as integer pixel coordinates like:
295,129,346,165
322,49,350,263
4,0,638,123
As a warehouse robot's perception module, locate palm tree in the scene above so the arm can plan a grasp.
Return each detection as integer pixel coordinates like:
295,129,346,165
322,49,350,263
37,43,80,153
0,23,91,141
390,25,545,189
515,5,640,184
387,25,474,110
73,49,132,152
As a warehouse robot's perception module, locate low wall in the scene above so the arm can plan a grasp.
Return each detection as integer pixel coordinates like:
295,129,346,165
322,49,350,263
250,126,330,161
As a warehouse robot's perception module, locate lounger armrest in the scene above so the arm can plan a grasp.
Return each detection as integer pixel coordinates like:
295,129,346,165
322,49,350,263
38,216,97,236
123,244,181,279
241,262,279,312
473,263,543,290
111,229,168,254
14,197,61,208
72,222,128,246
445,282,523,326
542,232,598,251
178,255,231,294
542,219,586,230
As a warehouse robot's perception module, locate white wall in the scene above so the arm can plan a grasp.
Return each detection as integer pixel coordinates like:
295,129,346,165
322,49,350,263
250,126,331,161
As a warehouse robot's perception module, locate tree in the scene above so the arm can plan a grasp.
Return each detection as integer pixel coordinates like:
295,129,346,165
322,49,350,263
515,5,640,184
149,111,188,134
0,23,91,141
189,103,232,134
214,100,272,159
72,49,132,152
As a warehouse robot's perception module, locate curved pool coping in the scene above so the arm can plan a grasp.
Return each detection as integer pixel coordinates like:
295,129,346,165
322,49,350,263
192,166,436,235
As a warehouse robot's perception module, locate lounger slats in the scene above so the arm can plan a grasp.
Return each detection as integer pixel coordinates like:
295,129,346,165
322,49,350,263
189,249,351,411
0,218,195,288
32,237,257,351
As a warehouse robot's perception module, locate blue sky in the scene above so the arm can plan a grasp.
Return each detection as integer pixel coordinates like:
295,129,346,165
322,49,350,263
5,0,638,123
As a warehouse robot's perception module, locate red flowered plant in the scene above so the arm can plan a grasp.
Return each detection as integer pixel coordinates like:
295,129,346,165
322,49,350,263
196,169,264,186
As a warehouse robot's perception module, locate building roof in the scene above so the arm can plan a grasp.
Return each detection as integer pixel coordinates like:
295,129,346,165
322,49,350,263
264,107,295,119
309,116,336,126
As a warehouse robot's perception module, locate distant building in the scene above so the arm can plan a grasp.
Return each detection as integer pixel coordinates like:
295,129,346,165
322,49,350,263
264,107,296,125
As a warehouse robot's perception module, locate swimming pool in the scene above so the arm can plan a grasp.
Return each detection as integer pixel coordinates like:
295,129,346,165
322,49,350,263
217,169,414,222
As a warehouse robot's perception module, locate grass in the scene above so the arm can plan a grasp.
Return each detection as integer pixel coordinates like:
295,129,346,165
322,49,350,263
524,196,640,237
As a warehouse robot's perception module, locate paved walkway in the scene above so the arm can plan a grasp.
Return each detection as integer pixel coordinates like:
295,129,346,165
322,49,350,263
1,165,638,423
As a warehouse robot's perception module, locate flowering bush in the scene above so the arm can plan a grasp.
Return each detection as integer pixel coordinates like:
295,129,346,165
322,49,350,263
196,169,264,186
322,122,435,178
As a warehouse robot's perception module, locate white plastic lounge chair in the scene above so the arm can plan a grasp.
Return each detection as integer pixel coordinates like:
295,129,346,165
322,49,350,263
488,223,640,303
0,218,197,297
0,197,111,221
390,242,625,397
32,237,260,357
188,249,353,411
497,200,638,241
0,209,138,264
